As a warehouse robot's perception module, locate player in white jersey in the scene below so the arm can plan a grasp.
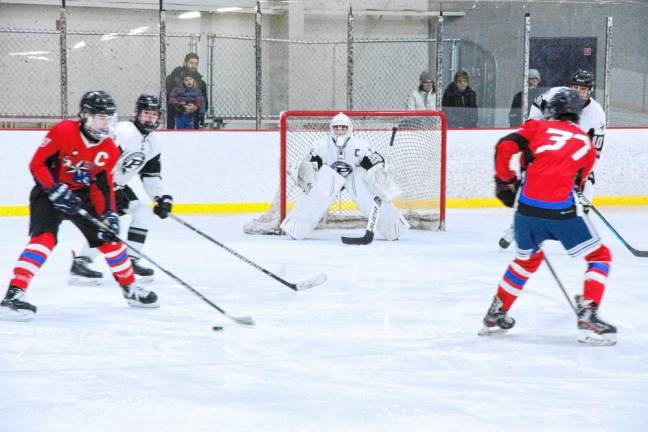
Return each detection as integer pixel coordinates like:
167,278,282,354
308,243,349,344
280,113,409,240
70,95,174,284
499,70,606,249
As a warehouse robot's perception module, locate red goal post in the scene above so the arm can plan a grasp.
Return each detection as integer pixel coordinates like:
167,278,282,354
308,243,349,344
245,110,447,234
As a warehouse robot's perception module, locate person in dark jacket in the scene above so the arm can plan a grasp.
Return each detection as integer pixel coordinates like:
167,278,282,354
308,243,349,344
165,53,208,129
442,70,478,128
508,68,545,128
168,70,204,129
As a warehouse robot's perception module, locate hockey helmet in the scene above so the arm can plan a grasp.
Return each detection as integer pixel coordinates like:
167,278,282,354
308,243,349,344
78,90,117,141
329,112,353,145
545,88,582,121
134,94,161,134
570,69,594,90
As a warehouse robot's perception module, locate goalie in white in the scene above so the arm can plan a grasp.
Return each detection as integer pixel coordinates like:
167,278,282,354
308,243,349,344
280,113,410,240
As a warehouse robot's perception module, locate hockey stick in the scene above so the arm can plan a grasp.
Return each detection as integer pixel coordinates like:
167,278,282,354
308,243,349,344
169,214,326,291
341,126,398,245
78,209,255,326
542,253,578,316
585,201,648,258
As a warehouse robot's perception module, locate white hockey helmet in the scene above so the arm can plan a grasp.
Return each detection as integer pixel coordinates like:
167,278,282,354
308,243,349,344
329,112,353,144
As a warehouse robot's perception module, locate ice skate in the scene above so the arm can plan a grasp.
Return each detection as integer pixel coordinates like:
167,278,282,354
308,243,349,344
498,224,514,249
131,257,154,283
69,254,103,286
575,295,616,346
121,284,159,308
0,286,37,321
479,296,515,336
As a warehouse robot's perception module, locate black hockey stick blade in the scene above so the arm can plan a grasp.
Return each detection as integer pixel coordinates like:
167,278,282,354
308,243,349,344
341,230,374,245
589,204,648,257
226,314,255,326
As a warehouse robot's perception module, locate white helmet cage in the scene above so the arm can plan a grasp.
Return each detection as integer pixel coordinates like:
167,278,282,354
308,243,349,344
329,112,353,145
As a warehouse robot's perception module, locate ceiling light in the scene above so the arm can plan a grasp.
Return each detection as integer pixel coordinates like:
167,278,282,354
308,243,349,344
72,41,86,50
178,11,201,19
216,7,242,13
8,50,49,56
128,26,149,35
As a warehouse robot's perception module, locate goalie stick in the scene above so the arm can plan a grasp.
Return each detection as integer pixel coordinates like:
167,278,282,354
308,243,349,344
78,209,255,327
170,214,327,291
580,197,648,258
341,126,398,245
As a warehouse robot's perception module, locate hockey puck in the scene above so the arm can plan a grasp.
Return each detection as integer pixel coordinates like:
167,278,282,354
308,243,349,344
212,326,224,332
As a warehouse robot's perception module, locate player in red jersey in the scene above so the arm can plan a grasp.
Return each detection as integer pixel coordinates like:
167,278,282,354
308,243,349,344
0,91,159,321
480,88,616,345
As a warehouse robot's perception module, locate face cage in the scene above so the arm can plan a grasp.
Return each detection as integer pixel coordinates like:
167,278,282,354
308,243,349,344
83,113,117,141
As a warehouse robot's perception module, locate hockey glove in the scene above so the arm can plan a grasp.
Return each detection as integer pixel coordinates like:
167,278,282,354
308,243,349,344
46,183,82,215
97,211,120,242
495,176,519,208
153,195,173,219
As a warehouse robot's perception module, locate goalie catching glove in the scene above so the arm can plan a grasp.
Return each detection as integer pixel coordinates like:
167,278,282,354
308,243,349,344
153,195,173,219
288,160,318,194
364,163,402,202
495,176,519,208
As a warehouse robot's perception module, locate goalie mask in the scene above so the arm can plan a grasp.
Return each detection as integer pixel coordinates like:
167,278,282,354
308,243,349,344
78,90,117,142
329,113,353,147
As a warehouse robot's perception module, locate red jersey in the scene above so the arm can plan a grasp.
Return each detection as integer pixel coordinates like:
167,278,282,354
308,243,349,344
495,119,595,217
29,119,120,214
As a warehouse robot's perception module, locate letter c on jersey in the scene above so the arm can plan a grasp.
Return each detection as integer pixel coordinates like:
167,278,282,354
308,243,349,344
94,151,109,166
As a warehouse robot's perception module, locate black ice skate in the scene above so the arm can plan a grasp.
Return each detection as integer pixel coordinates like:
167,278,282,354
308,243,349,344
0,286,37,321
69,253,103,286
575,295,617,346
498,224,514,249
121,284,159,308
479,296,515,336
130,257,154,283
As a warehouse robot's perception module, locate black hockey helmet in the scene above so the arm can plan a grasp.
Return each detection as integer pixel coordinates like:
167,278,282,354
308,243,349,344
78,90,116,141
570,69,594,90
134,94,160,134
546,88,582,121
79,90,117,116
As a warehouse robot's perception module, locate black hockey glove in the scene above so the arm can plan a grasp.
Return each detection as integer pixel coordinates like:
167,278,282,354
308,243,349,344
97,211,120,242
46,183,82,215
495,176,519,208
153,195,173,219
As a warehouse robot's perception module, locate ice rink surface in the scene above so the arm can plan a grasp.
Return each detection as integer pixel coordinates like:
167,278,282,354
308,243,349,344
1,208,647,432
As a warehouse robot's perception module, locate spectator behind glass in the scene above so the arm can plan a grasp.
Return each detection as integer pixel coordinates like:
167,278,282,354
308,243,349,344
508,68,545,128
407,71,437,110
168,70,204,130
165,52,208,129
442,70,478,128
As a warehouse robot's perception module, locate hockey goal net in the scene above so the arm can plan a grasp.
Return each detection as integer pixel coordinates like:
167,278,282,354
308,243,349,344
244,110,446,234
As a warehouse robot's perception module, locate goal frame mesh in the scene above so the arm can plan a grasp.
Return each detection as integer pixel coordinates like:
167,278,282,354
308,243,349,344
279,110,447,230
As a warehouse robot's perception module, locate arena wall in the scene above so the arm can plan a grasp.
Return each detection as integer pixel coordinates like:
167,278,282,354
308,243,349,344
1,128,647,216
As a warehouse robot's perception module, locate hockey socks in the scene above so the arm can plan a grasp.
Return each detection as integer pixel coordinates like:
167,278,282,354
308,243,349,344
582,245,611,305
496,251,544,310
98,242,135,287
9,232,56,290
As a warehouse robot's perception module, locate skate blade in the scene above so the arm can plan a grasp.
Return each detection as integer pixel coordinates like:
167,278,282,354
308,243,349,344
68,276,103,286
478,325,510,336
135,275,154,284
0,306,35,322
578,331,617,346
126,299,160,308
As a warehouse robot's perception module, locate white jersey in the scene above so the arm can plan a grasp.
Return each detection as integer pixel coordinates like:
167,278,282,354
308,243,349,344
113,121,165,200
529,86,606,137
309,134,375,173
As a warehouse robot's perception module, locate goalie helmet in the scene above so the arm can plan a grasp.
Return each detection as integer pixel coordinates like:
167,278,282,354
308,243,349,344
545,88,582,121
78,90,117,141
134,94,161,134
571,69,594,90
329,112,353,146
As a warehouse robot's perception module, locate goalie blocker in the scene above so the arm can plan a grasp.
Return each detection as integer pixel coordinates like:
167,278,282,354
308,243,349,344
280,113,409,240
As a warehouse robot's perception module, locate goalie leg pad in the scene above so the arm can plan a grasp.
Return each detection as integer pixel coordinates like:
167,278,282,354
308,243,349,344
281,165,346,240
347,172,410,240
